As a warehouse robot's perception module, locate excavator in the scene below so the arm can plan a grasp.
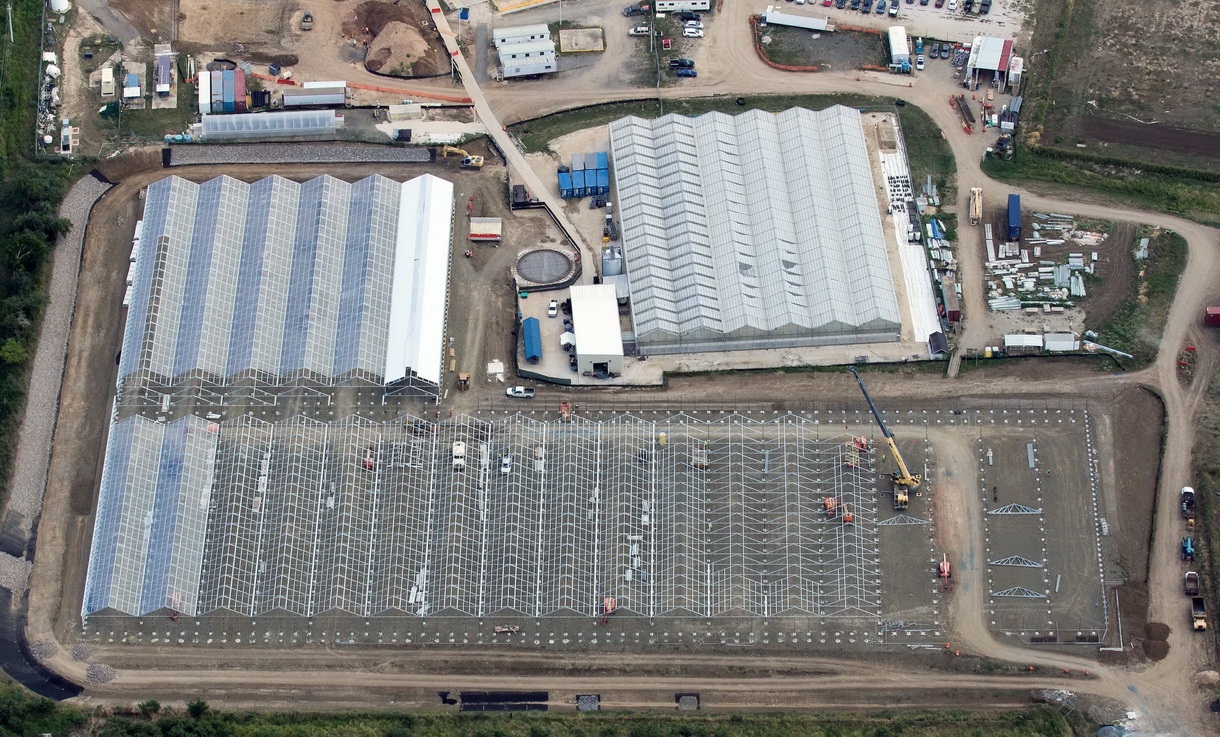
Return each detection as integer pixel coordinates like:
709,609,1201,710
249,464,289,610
847,366,922,509
441,145,485,169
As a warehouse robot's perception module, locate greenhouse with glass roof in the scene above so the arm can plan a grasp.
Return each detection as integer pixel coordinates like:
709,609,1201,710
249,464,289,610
119,172,454,392
608,106,903,355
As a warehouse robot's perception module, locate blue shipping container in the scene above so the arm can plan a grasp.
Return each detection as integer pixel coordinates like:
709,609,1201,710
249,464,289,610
558,171,573,199
597,169,609,194
573,170,586,198
1007,194,1021,240
522,317,542,363
594,151,609,170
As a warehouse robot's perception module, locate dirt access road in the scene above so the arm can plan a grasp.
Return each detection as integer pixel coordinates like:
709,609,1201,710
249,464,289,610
12,3,1220,734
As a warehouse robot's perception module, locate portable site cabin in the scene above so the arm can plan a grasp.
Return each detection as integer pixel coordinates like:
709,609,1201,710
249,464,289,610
493,24,551,48
100,66,115,97
570,284,624,377
887,26,910,67
121,72,140,99
154,55,173,95
522,317,542,364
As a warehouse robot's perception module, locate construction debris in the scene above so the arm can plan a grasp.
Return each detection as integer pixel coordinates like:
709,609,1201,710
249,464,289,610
987,213,1109,311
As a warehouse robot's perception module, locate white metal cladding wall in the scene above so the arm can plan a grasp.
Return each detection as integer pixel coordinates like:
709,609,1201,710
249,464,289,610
89,413,883,620
199,111,341,140
609,106,903,354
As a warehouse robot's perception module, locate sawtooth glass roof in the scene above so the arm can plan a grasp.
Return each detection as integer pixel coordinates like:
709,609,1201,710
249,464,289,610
119,173,453,389
609,106,902,354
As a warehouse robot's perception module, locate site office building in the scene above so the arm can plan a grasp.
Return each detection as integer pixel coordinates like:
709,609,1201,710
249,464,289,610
654,0,711,11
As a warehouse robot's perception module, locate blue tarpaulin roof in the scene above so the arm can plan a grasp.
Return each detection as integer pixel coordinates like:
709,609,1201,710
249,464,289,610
522,317,542,362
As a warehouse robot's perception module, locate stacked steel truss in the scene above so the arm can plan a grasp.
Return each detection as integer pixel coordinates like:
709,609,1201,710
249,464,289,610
86,413,884,621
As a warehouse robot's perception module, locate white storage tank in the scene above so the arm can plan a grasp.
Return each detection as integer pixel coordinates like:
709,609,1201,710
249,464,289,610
49,0,71,12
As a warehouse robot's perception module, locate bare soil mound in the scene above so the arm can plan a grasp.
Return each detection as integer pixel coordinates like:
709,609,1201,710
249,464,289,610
1141,640,1169,661
346,1,446,77
1144,621,1170,641
364,21,436,76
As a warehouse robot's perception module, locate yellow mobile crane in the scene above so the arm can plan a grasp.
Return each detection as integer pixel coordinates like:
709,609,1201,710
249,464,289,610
847,367,922,509
441,146,485,169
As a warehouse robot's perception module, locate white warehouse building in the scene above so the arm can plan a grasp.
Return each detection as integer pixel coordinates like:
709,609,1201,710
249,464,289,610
570,284,624,377
608,106,902,356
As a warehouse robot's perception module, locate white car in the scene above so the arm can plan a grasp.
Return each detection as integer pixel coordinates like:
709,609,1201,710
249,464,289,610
506,386,536,399
548,299,559,317
684,20,704,29
947,0,957,8
915,55,925,71
500,454,513,475
682,28,704,38
628,25,650,36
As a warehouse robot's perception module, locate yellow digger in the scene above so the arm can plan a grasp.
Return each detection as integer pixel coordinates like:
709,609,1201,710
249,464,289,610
848,366,922,509
441,146,484,169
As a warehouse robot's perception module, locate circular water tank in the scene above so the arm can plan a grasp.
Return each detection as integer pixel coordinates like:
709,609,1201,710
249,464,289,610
42,134,53,145
49,0,71,12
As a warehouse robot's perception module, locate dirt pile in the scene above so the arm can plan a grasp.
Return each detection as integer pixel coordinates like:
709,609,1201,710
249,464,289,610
345,1,445,77
1139,621,1170,661
364,21,436,76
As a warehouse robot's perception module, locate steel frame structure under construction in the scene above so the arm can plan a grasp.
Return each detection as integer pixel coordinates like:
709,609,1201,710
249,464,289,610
83,413,883,623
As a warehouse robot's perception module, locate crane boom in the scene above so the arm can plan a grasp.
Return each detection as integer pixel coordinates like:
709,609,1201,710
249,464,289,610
847,367,921,506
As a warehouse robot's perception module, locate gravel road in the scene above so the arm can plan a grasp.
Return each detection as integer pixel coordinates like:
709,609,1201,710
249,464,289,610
169,143,433,166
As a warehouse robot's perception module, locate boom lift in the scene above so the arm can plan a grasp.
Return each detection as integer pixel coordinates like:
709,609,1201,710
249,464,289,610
847,367,922,508
441,146,485,169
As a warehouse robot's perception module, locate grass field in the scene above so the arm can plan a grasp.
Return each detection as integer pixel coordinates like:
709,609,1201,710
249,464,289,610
510,94,956,196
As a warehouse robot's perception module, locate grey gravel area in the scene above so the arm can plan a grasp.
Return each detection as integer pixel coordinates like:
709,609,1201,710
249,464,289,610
29,639,57,662
0,553,32,592
4,176,112,550
86,663,117,684
169,143,433,167
71,643,95,661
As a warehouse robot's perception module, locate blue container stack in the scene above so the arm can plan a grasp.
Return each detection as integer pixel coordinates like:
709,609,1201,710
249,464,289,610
557,149,611,199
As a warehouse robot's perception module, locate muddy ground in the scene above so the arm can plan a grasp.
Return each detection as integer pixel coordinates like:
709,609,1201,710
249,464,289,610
1032,0,1220,170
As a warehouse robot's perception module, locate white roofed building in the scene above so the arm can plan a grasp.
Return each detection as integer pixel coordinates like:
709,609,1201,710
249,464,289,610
570,284,625,376
964,36,1017,88
608,106,902,356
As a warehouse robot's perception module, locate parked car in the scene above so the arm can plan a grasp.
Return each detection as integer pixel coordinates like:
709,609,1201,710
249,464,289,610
876,0,886,13
930,42,940,57
682,28,704,38
861,0,872,11
628,25,650,36
940,44,951,58
920,0,929,5
915,55,925,71
684,20,704,29
979,0,990,12
622,3,649,16
675,68,698,77
849,0,860,8
548,299,558,317
935,0,944,6
836,0,847,7
888,2,898,14
668,58,695,68
947,0,957,9
963,0,974,11
500,454,513,475
824,0,834,6
676,10,699,20
661,36,671,50
506,386,536,399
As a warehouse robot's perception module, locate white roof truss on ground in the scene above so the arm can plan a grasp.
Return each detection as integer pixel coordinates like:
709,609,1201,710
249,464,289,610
570,284,624,358
609,106,901,354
